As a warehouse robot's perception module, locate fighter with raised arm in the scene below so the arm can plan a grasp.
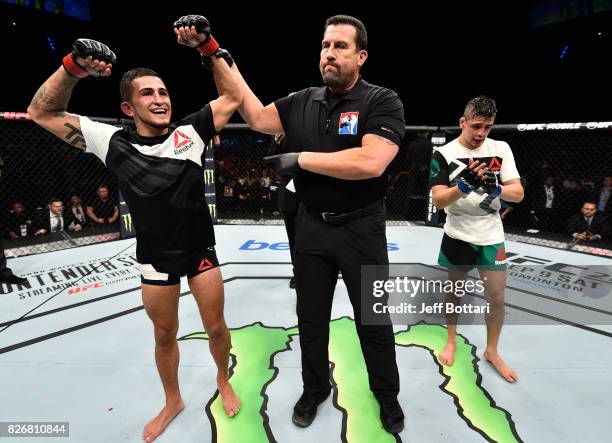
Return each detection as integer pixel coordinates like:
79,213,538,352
28,15,242,442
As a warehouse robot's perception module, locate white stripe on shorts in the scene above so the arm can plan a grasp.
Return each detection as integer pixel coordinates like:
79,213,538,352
140,263,170,282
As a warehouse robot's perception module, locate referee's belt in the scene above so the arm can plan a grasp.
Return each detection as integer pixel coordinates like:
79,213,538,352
308,200,384,226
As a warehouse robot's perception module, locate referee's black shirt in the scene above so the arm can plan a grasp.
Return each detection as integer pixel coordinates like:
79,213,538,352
275,78,405,213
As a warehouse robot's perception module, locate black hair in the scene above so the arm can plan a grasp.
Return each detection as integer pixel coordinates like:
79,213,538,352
463,95,497,119
120,68,163,103
324,15,368,50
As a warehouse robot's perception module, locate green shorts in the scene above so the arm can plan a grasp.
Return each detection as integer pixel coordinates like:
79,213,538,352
438,233,507,271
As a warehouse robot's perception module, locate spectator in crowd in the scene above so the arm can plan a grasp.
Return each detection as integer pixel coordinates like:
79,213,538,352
249,165,261,187
539,161,551,180
222,157,236,177
260,168,273,188
34,198,83,235
217,164,227,186
567,201,608,242
235,171,252,211
259,167,275,214
68,194,88,228
597,176,611,215
87,185,119,226
580,176,595,191
6,202,33,239
222,178,236,210
530,175,560,232
562,175,580,191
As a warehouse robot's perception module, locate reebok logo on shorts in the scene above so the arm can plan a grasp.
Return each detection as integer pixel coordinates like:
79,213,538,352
198,258,214,271
495,247,507,265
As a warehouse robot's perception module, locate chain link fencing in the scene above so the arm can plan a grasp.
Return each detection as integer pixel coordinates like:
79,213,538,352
0,113,123,258
2,115,610,258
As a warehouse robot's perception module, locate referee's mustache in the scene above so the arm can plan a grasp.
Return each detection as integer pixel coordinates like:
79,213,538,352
323,62,340,70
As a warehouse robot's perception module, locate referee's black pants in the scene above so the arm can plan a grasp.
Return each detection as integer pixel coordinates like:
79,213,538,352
294,202,400,401
282,210,297,268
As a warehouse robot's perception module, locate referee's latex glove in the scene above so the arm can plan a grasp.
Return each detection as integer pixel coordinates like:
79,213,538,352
264,153,301,176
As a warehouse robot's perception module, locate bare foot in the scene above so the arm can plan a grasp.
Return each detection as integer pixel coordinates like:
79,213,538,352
218,379,241,417
483,350,518,383
142,399,185,443
438,341,457,366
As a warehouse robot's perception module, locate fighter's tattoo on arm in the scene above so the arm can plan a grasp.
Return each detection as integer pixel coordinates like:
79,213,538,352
30,85,59,111
63,121,86,149
30,71,78,113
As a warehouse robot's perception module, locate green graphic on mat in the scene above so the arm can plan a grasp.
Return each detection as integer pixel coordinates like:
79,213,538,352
180,318,521,443
329,317,396,443
181,323,298,443
396,323,520,443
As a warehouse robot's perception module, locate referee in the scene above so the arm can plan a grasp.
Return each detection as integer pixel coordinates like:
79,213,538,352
234,15,405,434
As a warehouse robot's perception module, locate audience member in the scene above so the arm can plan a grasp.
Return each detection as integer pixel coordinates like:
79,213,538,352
86,185,119,226
6,202,33,239
567,201,608,242
531,175,561,231
34,198,83,235
68,194,88,228
597,176,611,215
